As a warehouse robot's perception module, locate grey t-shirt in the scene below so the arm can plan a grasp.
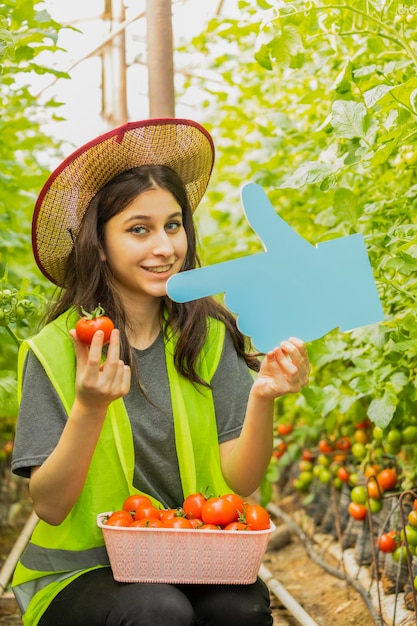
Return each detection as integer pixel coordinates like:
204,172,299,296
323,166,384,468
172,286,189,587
12,331,254,509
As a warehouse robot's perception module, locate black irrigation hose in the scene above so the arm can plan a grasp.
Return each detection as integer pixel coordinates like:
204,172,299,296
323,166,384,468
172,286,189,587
266,501,386,626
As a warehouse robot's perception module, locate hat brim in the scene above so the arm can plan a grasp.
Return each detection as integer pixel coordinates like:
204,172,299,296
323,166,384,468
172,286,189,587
32,118,215,286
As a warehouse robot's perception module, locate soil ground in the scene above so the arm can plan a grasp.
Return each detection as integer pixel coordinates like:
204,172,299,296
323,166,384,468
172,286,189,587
0,490,416,625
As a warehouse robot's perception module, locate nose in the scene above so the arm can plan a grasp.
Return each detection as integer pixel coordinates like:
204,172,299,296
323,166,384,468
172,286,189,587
152,229,175,257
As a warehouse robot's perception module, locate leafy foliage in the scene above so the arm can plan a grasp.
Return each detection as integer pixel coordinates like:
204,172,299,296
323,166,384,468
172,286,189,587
181,0,417,500
0,1,67,431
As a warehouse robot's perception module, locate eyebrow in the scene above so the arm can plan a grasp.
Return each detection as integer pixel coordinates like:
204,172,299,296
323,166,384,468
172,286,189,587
123,211,183,224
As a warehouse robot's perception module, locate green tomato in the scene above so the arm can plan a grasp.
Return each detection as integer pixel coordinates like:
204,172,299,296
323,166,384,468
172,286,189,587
372,426,384,441
393,546,408,564
333,476,343,490
317,454,331,467
351,442,366,460
401,525,417,547
348,472,359,487
293,479,309,492
298,471,313,486
351,485,367,505
402,425,417,445
386,429,403,447
318,467,331,484
366,498,383,514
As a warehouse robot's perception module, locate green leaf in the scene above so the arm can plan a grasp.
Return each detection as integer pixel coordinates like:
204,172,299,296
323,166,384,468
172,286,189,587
368,394,397,428
278,154,347,189
330,100,375,141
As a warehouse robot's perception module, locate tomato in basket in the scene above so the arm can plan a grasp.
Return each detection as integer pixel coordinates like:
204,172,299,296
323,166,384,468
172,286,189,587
123,495,152,513
244,504,270,530
201,496,238,526
105,510,133,527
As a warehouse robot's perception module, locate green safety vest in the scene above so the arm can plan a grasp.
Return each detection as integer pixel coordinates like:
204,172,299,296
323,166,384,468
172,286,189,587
12,309,231,625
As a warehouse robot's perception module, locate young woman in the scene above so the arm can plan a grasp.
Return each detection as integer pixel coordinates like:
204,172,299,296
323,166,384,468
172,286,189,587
11,118,310,625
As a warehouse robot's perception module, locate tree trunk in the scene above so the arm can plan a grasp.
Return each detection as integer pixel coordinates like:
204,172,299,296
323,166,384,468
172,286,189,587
146,0,175,118
102,0,128,126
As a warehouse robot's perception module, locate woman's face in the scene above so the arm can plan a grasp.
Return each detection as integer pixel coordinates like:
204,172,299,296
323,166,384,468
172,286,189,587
100,187,188,303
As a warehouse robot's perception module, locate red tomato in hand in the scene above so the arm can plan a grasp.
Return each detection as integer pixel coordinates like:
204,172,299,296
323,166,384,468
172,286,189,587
201,496,238,526
244,504,270,530
75,304,114,345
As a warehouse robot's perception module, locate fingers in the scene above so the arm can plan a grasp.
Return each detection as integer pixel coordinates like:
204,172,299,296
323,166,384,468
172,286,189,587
71,328,131,400
264,337,310,393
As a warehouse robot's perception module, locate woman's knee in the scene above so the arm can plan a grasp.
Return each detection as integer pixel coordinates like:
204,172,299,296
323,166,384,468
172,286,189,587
111,582,195,626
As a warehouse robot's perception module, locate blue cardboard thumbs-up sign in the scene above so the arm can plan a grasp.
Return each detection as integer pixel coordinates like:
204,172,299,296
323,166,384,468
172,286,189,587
167,182,384,353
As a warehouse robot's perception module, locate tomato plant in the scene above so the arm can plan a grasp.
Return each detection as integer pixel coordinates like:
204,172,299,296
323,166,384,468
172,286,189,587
75,304,114,345
201,496,238,526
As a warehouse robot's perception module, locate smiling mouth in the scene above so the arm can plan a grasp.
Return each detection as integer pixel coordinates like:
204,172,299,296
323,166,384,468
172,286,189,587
143,264,172,274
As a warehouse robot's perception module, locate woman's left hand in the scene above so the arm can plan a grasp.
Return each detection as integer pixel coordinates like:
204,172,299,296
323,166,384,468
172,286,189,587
253,337,310,400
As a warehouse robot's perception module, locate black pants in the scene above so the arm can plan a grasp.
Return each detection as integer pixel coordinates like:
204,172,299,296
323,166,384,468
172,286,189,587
38,567,273,626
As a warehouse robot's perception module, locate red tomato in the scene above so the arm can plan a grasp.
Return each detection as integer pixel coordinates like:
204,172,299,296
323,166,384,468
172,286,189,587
222,493,246,516
367,478,383,499
164,517,193,529
159,508,183,523
377,532,398,553
224,522,249,531
75,304,114,345
336,467,350,483
378,468,398,491
123,495,152,513
277,423,293,436
348,502,367,521
201,496,238,526
130,518,165,528
244,504,270,530
335,437,351,451
135,505,160,521
272,441,287,458
200,523,220,530
182,492,207,519
105,510,133,527
188,518,204,529
318,439,334,454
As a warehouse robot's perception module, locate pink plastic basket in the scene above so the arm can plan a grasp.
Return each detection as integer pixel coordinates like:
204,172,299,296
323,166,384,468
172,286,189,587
97,512,274,584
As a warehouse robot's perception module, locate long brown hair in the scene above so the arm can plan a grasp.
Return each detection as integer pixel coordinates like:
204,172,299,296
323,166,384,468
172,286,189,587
45,165,260,384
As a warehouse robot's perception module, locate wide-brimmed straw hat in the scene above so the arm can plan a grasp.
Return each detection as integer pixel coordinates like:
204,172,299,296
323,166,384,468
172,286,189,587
32,117,215,286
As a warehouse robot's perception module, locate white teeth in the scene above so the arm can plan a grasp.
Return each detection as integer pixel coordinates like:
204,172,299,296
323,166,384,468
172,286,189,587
145,265,170,273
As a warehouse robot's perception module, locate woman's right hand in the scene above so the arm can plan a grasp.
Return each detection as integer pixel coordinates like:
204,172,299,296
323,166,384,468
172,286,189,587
70,327,131,413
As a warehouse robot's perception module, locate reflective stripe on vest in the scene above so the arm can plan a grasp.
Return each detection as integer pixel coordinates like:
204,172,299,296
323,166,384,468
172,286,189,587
20,543,109,571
